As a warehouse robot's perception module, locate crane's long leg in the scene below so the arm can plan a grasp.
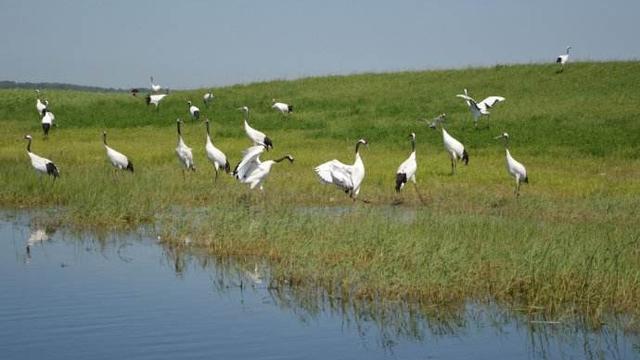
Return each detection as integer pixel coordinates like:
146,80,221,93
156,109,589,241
214,169,218,183
413,182,427,205
514,179,520,196
451,159,456,175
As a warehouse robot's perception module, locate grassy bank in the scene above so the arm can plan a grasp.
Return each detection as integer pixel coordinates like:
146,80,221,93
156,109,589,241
1,62,639,322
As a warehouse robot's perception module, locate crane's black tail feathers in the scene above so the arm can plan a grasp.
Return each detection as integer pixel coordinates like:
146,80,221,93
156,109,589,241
556,57,562,63
523,176,529,184
288,105,293,113
462,149,469,165
126,161,134,173
224,160,231,174
395,173,406,193
145,95,151,105
194,111,200,120
46,162,60,178
264,137,273,150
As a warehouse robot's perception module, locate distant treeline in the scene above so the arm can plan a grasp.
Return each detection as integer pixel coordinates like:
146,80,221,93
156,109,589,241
0,81,130,93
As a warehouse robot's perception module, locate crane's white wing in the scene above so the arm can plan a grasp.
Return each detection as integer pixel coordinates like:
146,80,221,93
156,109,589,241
456,94,481,111
506,151,527,180
456,94,476,103
106,146,129,168
176,138,194,168
272,103,289,113
396,153,416,179
442,129,465,158
479,96,505,109
234,145,265,180
205,137,227,167
244,161,275,188
314,160,354,190
28,152,52,173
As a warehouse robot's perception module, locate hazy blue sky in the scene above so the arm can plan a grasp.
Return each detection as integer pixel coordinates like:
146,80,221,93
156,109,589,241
1,0,638,89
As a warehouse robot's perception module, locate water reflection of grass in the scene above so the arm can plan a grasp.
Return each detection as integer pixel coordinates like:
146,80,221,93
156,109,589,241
175,246,640,357
9,212,639,357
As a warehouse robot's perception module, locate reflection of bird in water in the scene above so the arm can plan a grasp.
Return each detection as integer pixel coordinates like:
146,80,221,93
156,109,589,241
240,264,263,289
26,228,49,256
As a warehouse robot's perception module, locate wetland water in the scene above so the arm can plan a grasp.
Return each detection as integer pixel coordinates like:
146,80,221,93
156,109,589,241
0,213,638,359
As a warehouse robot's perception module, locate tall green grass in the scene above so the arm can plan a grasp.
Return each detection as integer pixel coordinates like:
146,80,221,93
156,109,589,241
1,62,639,322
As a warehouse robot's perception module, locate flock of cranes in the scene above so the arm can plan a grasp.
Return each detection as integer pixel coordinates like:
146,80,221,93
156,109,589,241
21,46,581,201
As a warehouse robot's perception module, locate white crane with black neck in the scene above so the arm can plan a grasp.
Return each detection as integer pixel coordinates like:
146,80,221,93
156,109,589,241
395,132,417,192
145,91,168,110
238,106,273,149
315,139,368,201
188,101,200,120
41,109,55,137
429,114,468,175
175,119,195,176
204,119,229,182
271,99,293,115
103,131,134,173
24,135,59,180
556,46,572,71
233,145,294,190
495,132,528,196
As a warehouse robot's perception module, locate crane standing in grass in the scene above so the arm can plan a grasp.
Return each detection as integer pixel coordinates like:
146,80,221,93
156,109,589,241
495,132,528,196
556,46,572,71
145,92,168,110
203,91,214,107
204,119,230,182
395,132,417,192
315,139,368,201
41,109,55,137
271,99,293,115
24,135,59,180
175,119,195,176
103,131,134,173
429,114,468,175
188,101,200,120
35,90,47,115
238,106,273,149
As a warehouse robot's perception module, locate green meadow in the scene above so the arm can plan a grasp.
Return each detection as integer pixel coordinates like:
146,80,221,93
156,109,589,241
1,62,639,323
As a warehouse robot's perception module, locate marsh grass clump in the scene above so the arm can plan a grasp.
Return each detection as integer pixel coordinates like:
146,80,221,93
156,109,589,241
1,62,639,322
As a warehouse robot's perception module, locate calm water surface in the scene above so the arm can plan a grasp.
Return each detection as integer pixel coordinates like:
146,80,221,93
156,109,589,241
0,213,638,360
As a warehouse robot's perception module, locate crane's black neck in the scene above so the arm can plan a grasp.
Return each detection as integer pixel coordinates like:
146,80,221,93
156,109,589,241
205,121,210,136
274,155,292,163
103,133,108,145
411,138,416,152
176,121,182,136
355,142,364,154
26,138,32,153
